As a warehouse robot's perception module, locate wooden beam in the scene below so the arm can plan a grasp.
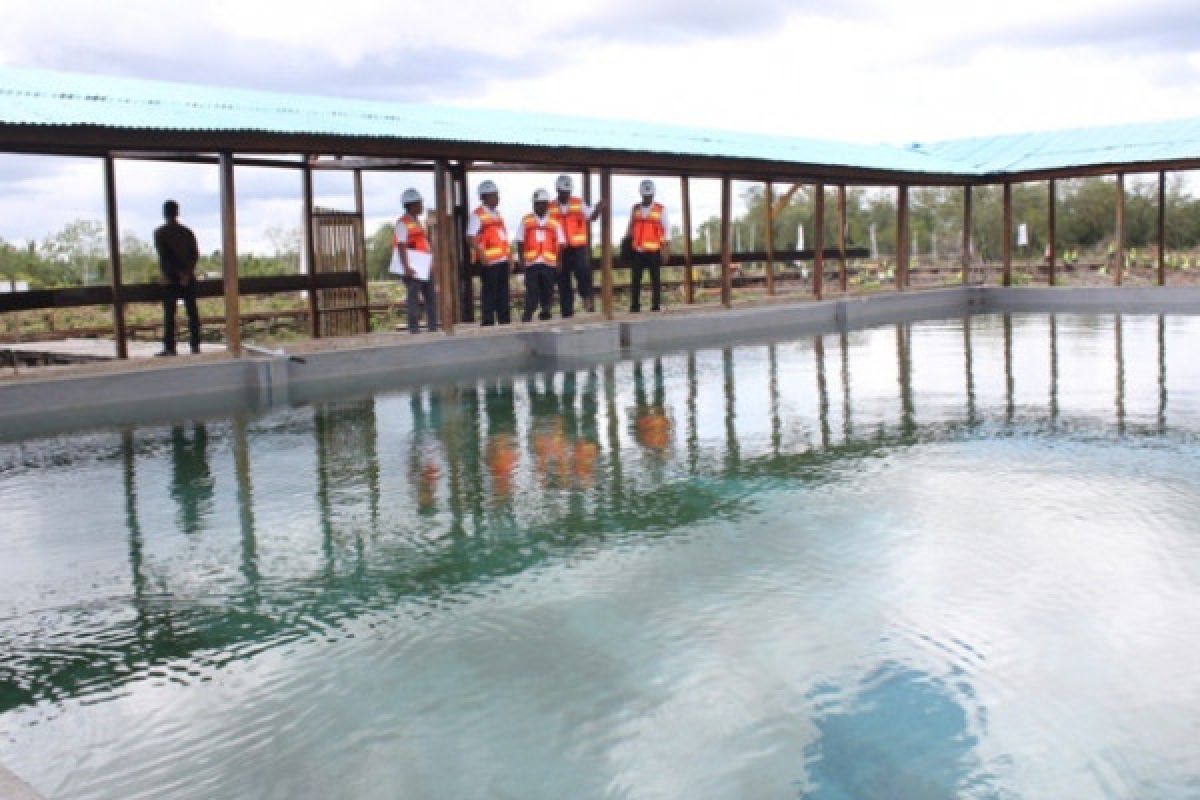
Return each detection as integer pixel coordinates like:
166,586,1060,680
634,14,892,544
451,164,473,323
1047,179,1057,287
1158,170,1167,286
897,184,909,290
301,161,321,337
962,185,972,285
1002,181,1013,287
1115,172,1125,287
103,155,128,359
813,182,825,300
353,168,368,330
764,181,776,297
434,159,456,334
218,152,241,357
600,168,614,319
838,184,848,293
771,182,804,216
720,175,733,308
681,175,695,304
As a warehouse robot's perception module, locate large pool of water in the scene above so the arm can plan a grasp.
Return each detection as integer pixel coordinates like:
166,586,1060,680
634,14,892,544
1,313,1199,799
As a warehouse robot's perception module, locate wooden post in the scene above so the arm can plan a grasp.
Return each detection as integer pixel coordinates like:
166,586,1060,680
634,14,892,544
720,175,732,308
1115,172,1125,287
434,159,455,335
600,168,614,319
962,184,972,285
1158,170,1167,286
838,184,848,293
103,155,128,359
896,184,909,291
814,182,825,300
301,160,320,338
1002,181,1013,287
1047,179,1057,287
681,175,695,304
452,165,473,323
352,168,364,215
218,152,241,357
352,168,369,331
764,181,776,296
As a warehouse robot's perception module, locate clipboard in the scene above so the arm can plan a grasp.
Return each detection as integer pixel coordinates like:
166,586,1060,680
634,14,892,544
389,248,433,281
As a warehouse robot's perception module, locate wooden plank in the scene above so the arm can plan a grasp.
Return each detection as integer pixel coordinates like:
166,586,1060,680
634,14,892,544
1158,170,1166,286
434,159,455,334
301,161,321,337
1048,179,1057,286
353,169,370,330
896,184,909,290
600,168,614,319
720,176,732,308
103,154,128,359
764,181,776,296
813,182,825,300
1115,172,1125,287
1002,181,1012,287
962,185,972,285
837,183,848,293
681,175,695,304
218,152,241,357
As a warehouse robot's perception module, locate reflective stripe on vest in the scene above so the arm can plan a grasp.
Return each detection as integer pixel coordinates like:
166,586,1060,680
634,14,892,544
396,215,430,253
632,203,665,252
549,198,588,247
521,214,560,266
474,207,509,264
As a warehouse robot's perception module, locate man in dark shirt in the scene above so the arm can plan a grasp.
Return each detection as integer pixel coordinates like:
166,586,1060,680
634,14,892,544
153,199,201,355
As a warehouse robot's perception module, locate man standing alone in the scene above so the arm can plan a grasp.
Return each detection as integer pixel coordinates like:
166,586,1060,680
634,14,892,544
626,180,671,313
548,175,602,317
392,188,438,333
153,199,201,355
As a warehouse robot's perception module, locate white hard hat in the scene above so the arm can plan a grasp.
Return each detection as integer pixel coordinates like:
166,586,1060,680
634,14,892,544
478,180,499,197
532,188,551,203
555,175,573,192
639,179,656,196
401,188,421,205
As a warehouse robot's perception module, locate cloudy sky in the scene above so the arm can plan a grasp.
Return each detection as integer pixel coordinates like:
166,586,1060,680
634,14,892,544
0,0,1197,254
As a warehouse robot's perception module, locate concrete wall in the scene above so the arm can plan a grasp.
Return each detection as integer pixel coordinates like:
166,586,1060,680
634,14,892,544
982,286,1200,314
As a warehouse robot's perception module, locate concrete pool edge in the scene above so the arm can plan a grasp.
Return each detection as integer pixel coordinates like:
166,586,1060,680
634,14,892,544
3,286,1200,434
0,762,44,800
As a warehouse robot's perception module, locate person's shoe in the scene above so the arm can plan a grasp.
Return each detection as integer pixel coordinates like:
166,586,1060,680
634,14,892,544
190,345,201,354
154,349,177,357
585,297,595,312
521,314,533,323
481,319,495,327
629,307,641,314
651,306,662,312
539,312,552,321
562,311,574,319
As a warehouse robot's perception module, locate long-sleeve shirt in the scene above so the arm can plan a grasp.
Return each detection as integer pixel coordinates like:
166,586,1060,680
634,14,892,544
154,221,199,283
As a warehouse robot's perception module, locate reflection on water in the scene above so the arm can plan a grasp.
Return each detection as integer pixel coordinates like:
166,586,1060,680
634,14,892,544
1,313,1200,799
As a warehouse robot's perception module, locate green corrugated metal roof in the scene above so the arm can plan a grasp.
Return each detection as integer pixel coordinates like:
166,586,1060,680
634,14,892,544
0,65,1197,179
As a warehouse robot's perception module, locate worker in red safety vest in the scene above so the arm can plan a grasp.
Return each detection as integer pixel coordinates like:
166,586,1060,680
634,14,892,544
467,180,512,326
549,175,603,317
391,188,438,333
625,179,671,312
516,189,566,322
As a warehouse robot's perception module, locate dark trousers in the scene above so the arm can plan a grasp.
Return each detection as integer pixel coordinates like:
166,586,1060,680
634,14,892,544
405,277,438,333
480,260,511,326
523,263,556,321
558,246,593,317
630,250,663,312
162,280,200,353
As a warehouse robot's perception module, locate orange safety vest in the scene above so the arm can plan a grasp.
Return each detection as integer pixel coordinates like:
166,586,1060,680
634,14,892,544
473,206,509,265
632,202,665,252
521,214,561,267
548,198,589,247
395,215,430,253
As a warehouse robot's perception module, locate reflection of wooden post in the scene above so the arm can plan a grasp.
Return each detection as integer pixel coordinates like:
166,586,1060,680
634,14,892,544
814,182,825,300
838,184,848,293
1115,173,1125,287
764,181,776,296
720,175,732,308
302,160,321,338
103,155,128,359
896,184,909,290
1002,181,1013,287
600,168,614,319
962,185,972,285
1158,171,1166,286
218,152,241,357
681,175,695,304
434,160,456,334
1047,180,1057,287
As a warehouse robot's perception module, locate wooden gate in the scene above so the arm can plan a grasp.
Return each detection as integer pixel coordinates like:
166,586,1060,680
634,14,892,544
312,208,370,336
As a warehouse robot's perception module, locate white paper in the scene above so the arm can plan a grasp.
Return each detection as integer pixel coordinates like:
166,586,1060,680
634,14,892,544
389,248,433,281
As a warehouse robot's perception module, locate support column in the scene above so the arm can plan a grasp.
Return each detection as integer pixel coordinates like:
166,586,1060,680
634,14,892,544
1002,181,1013,287
681,175,695,304
896,184,909,291
764,181,776,296
103,154,128,359
838,184,848,293
720,175,732,308
452,164,472,322
1158,170,1167,286
301,160,320,338
814,182,825,300
352,168,369,331
600,168,614,319
1047,179,1057,287
218,152,241,357
962,185,972,285
434,159,456,334
1115,172,1125,287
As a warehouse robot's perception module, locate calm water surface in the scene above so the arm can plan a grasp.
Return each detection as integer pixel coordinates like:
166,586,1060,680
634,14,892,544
1,313,1199,799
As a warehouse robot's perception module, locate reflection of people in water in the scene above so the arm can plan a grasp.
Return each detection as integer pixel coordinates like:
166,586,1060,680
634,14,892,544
485,379,520,500
566,369,600,489
169,423,214,534
528,371,571,488
409,389,445,514
632,358,672,454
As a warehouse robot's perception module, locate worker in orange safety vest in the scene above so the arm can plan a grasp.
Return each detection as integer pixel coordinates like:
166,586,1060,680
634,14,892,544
467,180,512,326
516,189,566,322
549,174,603,317
625,179,671,312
